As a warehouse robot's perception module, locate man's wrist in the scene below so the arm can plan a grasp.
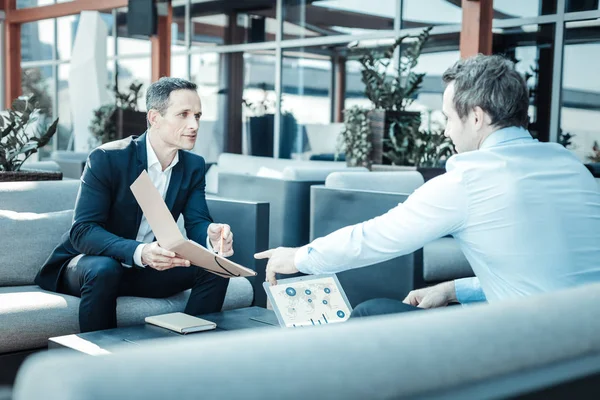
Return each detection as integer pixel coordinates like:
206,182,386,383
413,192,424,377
134,243,148,267
443,280,457,303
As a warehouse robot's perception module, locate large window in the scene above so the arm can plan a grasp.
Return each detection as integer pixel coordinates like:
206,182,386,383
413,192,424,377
561,22,600,162
284,0,398,38
493,24,556,142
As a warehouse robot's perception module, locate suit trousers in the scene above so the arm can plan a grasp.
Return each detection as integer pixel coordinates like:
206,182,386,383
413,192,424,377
350,298,423,318
60,255,229,332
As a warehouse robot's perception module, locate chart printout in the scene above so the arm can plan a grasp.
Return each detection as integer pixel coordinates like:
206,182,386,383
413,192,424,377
270,276,351,327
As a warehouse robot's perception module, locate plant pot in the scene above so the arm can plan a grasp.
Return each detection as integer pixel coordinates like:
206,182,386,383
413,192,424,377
114,108,147,140
368,109,421,166
0,170,63,182
247,114,301,158
247,114,275,157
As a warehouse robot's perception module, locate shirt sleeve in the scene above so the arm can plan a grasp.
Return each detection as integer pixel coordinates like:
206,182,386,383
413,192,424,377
454,277,487,304
294,172,469,275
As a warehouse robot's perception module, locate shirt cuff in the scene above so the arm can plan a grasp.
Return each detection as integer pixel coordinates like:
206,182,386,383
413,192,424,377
294,245,314,275
454,277,487,304
133,243,147,268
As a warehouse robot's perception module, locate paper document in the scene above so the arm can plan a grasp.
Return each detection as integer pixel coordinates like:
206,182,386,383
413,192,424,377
130,170,257,278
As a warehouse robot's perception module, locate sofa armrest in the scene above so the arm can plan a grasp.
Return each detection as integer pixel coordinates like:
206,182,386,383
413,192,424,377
206,197,270,307
310,185,422,306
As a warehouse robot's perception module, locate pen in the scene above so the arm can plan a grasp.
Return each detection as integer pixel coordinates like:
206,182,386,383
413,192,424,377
220,228,224,256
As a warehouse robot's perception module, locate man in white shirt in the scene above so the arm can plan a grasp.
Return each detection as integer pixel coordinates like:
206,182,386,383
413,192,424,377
255,54,600,317
37,78,234,332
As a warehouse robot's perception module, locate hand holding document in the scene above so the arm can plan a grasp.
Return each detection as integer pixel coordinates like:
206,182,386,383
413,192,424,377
130,171,256,278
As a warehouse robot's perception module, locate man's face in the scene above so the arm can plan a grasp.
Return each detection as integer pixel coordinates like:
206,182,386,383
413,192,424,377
442,82,479,154
152,89,202,151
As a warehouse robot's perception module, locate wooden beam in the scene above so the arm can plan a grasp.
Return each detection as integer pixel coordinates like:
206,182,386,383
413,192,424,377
7,0,127,24
4,0,21,107
151,2,172,82
460,0,493,58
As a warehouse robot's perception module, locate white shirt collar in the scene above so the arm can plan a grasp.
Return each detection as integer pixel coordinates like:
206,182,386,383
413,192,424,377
146,132,179,172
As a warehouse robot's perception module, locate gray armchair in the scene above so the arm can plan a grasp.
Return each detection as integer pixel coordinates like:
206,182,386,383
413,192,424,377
309,171,473,306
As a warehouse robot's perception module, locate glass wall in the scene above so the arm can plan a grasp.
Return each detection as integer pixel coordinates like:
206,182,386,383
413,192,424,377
561,21,600,163
20,6,153,154
16,0,600,163
284,0,398,38
493,24,556,142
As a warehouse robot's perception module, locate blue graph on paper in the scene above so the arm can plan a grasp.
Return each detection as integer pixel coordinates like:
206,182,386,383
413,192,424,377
271,277,351,328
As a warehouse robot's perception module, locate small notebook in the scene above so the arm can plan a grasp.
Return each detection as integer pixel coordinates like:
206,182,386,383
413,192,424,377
145,312,216,334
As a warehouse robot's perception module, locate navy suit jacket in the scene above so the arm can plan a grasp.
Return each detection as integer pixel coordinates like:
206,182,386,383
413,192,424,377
35,133,213,292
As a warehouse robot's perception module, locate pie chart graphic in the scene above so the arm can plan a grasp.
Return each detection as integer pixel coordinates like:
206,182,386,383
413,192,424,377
285,287,297,296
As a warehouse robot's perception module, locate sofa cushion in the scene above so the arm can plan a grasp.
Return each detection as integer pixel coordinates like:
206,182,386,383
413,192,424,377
0,278,253,353
423,237,474,282
0,210,73,286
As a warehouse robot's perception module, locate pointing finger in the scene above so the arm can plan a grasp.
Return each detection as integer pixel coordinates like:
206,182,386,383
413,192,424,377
254,249,274,260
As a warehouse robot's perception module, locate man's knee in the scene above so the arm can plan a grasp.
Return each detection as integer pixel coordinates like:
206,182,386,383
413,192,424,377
350,299,382,318
82,257,123,287
351,298,419,319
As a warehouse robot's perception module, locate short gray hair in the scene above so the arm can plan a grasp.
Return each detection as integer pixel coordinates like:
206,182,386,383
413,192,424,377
442,54,529,129
146,77,198,126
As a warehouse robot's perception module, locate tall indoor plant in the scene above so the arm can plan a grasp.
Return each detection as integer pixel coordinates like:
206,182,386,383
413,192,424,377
356,26,431,166
0,95,60,181
89,80,146,147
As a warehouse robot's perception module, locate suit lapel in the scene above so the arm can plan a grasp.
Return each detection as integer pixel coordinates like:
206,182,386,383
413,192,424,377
165,154,183,214
134,132,148,230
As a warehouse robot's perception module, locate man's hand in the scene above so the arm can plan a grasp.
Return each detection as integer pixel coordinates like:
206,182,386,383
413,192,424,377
254,247,299,286
403,281,457,309
208,223,234,257
141,242,190,271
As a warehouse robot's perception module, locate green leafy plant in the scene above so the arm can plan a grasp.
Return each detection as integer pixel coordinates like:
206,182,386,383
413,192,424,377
356,27,432,112
89,81,144,146
588,141,600,163
243,82,276,117
337,106,372,168
0,95,59,171
341,27,451,167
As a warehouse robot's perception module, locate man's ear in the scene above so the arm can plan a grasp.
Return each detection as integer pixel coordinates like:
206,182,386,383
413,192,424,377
147,109,161,128
472,106,487,130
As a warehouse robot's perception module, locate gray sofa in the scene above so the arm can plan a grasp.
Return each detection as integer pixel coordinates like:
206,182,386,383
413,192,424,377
0,179,269,381
12,281,600,399
214,153,366,248
310,171,473,305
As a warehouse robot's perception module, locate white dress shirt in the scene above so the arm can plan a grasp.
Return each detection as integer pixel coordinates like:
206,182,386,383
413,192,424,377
131,134,213,267
295,127,600,303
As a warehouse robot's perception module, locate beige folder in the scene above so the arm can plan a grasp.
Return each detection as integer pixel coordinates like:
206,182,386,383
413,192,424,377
130,170,257,278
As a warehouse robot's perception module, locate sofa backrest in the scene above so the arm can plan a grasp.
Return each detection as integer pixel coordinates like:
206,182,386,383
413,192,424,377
217,153,347,176
0,180,80,286
325,171,424,194
13,282,600,399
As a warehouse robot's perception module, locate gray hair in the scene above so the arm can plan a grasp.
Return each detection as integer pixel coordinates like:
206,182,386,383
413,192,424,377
146,77,198,127
442,54,529,129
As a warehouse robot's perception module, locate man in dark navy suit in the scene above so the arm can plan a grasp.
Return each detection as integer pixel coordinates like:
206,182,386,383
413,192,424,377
36,77,234,332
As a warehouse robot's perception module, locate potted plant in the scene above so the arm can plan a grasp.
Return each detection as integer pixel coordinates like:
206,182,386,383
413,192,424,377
89,81,146,147
243,83,298,158
0,95,60,181
351,27,432,166
337,106,372,168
